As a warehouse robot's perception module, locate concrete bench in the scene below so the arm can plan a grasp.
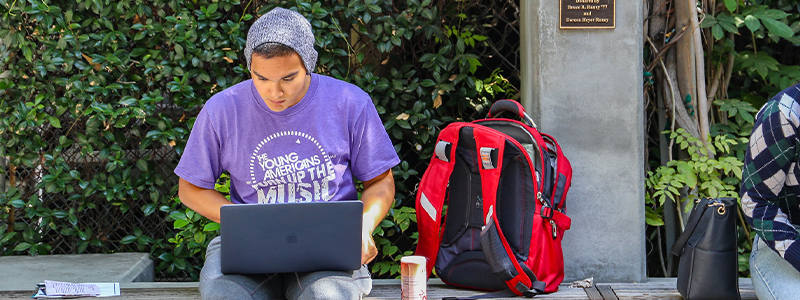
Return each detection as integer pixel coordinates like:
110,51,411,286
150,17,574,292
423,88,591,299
0,253,154,291
0,278,758,299
0,253,758,299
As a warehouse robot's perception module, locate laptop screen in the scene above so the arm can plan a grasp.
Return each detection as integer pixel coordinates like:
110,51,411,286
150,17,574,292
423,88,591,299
220,201,363,274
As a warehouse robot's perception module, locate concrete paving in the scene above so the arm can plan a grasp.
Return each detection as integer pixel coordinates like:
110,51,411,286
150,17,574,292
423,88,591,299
0,253,153,291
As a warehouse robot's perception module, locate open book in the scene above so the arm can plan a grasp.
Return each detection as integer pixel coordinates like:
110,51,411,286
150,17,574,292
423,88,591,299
33,280,120,298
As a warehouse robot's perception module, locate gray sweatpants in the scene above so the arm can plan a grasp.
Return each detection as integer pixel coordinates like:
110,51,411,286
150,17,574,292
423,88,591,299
199,236,372,300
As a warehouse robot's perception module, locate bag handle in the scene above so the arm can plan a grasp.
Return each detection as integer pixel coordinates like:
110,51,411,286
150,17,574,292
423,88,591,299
670,200,709,257
487,99,537,129
670,198,736,257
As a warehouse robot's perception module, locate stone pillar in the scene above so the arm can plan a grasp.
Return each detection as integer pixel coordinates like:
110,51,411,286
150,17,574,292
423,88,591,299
521,0,646,282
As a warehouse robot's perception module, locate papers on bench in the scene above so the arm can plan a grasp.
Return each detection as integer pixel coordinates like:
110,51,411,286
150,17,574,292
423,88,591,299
33,280,120,298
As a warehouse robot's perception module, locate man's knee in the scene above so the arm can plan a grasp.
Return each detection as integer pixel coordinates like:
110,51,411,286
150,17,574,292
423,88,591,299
200,276,254,300
295,279,363,300
293,273,374,300
201,273,283,300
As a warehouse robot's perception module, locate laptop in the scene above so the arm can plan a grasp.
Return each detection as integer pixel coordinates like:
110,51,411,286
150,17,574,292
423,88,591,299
220,201,363,274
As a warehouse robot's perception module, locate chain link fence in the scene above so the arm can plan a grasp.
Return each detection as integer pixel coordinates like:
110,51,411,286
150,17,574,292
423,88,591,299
5,103,192,280
456,0,522,91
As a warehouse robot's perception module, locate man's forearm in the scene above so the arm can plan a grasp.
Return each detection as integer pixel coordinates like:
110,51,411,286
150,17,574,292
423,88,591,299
178,178,231,223
360,170,395,234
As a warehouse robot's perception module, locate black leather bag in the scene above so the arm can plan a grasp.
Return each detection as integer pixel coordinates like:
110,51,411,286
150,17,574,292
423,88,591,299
670,197,741,300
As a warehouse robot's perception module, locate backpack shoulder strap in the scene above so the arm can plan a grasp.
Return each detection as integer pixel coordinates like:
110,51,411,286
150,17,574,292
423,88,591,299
472,125,544,297
415,122,468,278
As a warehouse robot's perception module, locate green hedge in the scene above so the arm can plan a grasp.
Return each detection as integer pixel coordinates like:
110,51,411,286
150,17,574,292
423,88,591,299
0,0,514,280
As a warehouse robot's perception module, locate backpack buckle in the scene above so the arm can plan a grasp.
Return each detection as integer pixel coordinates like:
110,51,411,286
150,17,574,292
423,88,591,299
435,141,452,162
479,147,498,169
538,192,554,219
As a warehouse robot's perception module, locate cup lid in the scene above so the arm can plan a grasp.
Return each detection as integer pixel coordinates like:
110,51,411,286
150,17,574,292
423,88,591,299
400,256,427,264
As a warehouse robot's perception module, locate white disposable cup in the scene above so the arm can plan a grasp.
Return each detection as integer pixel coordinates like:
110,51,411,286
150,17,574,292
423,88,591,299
400,256,427,300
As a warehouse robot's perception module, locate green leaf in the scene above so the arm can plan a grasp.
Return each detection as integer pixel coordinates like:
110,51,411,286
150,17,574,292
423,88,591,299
145,130,162,139
397,119,411,129
173,219,190,229
716,14,739,34
366,4,381,13
380,219,395,228
169,211,186,221
740,51,780,79
14,242,32,252
760,18,794,39
700,15,717,29
645,207,664,226
1,232,17,243
119,96,137,106
456,39,465,53
203,223,220,231
419,53,434,63
175,44,184,57
198,73,211,83
136,159,148,172
382,245,398,256
420,79,436,87
143,204,157,216
191,232,205,244
49,116,62,128
22,45,33,62
10,199,26,208
158,252,174,261
121,235,138,244
752,9,790,20
106,55,122,65
712,25,724,40
744,15,760,32
724,0,737,12
468,58,481,74
58,37,67,49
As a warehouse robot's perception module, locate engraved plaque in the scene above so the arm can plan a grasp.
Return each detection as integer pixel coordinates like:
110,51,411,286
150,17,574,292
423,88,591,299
560,0,615,29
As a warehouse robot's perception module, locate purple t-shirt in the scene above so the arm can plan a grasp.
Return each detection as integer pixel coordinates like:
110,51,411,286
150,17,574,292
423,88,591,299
175,74,400,204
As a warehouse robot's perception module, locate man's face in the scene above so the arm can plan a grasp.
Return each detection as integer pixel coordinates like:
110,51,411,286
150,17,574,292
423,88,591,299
250,52,311,112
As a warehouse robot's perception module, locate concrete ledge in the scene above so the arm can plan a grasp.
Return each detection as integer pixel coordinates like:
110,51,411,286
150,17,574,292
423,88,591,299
116,277,718,289
116,278,443,289
0,278,758,299
121,282,200,289
0,253,154,291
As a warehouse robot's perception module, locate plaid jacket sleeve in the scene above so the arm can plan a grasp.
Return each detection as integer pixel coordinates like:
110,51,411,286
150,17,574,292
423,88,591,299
741,89,800,273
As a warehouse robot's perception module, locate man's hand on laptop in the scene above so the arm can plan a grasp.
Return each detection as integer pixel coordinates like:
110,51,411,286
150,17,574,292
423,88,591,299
362,229,378,264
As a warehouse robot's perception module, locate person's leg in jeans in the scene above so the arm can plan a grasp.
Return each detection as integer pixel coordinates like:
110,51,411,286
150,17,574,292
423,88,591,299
284,264,372,300
199,236,285,300
750,235,800,300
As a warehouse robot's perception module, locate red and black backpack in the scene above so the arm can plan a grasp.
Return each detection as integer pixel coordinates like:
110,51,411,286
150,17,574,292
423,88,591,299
415,100,572,297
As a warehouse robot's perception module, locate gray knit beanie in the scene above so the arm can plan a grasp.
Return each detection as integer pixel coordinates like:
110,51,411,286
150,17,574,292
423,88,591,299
245,7,317,73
